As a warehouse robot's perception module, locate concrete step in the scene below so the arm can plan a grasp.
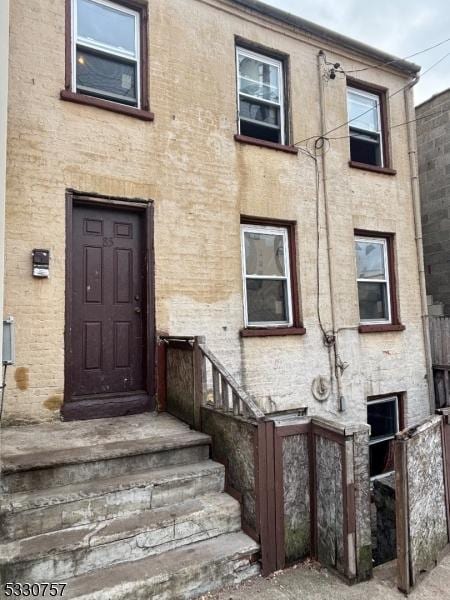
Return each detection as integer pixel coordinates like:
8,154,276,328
0,492,242,583
63,532,260,600
1,429,211,494
1,460,225,540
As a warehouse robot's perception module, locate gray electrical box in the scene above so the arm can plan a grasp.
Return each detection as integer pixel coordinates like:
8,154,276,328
3,317,16,365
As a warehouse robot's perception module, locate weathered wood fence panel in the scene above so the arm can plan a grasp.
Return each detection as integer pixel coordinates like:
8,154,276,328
312,420,372,582
263,420,311,571
429,317,450,408
263,417,372,582
278,427,311,566
165,340,196,427
314,428,345,573
430,316,450,366
395,416,449,593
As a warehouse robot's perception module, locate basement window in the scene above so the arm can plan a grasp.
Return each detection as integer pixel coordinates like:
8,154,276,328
241,223,293,327
347,85,384,167
236,47,286,145
73,0,142,107
368,395,399,478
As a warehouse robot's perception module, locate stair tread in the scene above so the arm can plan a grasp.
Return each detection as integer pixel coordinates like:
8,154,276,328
62,532,260,599
1,460,224,514
1,414,211,474
0,492,240,564
1,432,211,475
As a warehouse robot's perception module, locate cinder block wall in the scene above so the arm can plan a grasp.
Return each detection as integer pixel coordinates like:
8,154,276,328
4,0,430,425
417,89,450,314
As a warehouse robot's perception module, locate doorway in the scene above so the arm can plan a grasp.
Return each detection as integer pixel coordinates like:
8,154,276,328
63,193,155,420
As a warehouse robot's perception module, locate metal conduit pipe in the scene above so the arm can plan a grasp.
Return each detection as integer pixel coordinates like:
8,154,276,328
404,75,435,415
317,50,345,412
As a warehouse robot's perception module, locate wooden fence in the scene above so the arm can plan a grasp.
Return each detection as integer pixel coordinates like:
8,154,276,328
430,316,450,366
395,415,450,593
429,317,450,408
263,417,372,581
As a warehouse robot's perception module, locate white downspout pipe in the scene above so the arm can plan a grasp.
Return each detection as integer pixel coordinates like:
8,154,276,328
404,75,435,415
0,0,10,371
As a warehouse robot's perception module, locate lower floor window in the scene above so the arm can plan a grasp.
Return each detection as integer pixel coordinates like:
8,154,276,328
241,222,294,327
355,233,395,325
367,395,400,478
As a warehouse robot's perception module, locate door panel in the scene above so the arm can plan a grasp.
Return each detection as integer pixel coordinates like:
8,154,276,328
64,201,153,420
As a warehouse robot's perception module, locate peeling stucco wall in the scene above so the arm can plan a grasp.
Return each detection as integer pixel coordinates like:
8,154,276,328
4,0,430,424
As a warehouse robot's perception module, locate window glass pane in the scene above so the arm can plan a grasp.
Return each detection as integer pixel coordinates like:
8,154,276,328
76,49,137,105
350,131,382,166
239,99,280,127
356,240,386,279
245,232,285,276
358,281,389,321
247,279,288,323
368,400,397,439
240,120,281,144
369,439,394,477
77,0,136,56
347,90,379,132
239,54,280,103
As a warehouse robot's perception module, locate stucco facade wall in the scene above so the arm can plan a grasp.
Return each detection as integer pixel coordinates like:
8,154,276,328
4,0,430,425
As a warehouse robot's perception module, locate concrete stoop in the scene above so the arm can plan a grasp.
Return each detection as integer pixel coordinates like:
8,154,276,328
0,414,260,599
63,533,260,600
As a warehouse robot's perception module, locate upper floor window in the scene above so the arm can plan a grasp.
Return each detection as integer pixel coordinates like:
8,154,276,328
63,0,152,119
236,47,286,145
73,0,141,107
347,84,385,168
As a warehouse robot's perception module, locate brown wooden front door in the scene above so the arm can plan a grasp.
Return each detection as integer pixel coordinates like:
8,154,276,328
63,197,155,420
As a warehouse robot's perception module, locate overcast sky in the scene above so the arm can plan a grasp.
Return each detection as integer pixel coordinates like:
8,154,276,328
264,0,450,105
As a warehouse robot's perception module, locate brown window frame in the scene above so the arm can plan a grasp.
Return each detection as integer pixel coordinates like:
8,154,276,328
355,229,404,333
240,215,305,337
367,392,405,478
61,0,154,121
234,37,298,154
347,78,395,175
